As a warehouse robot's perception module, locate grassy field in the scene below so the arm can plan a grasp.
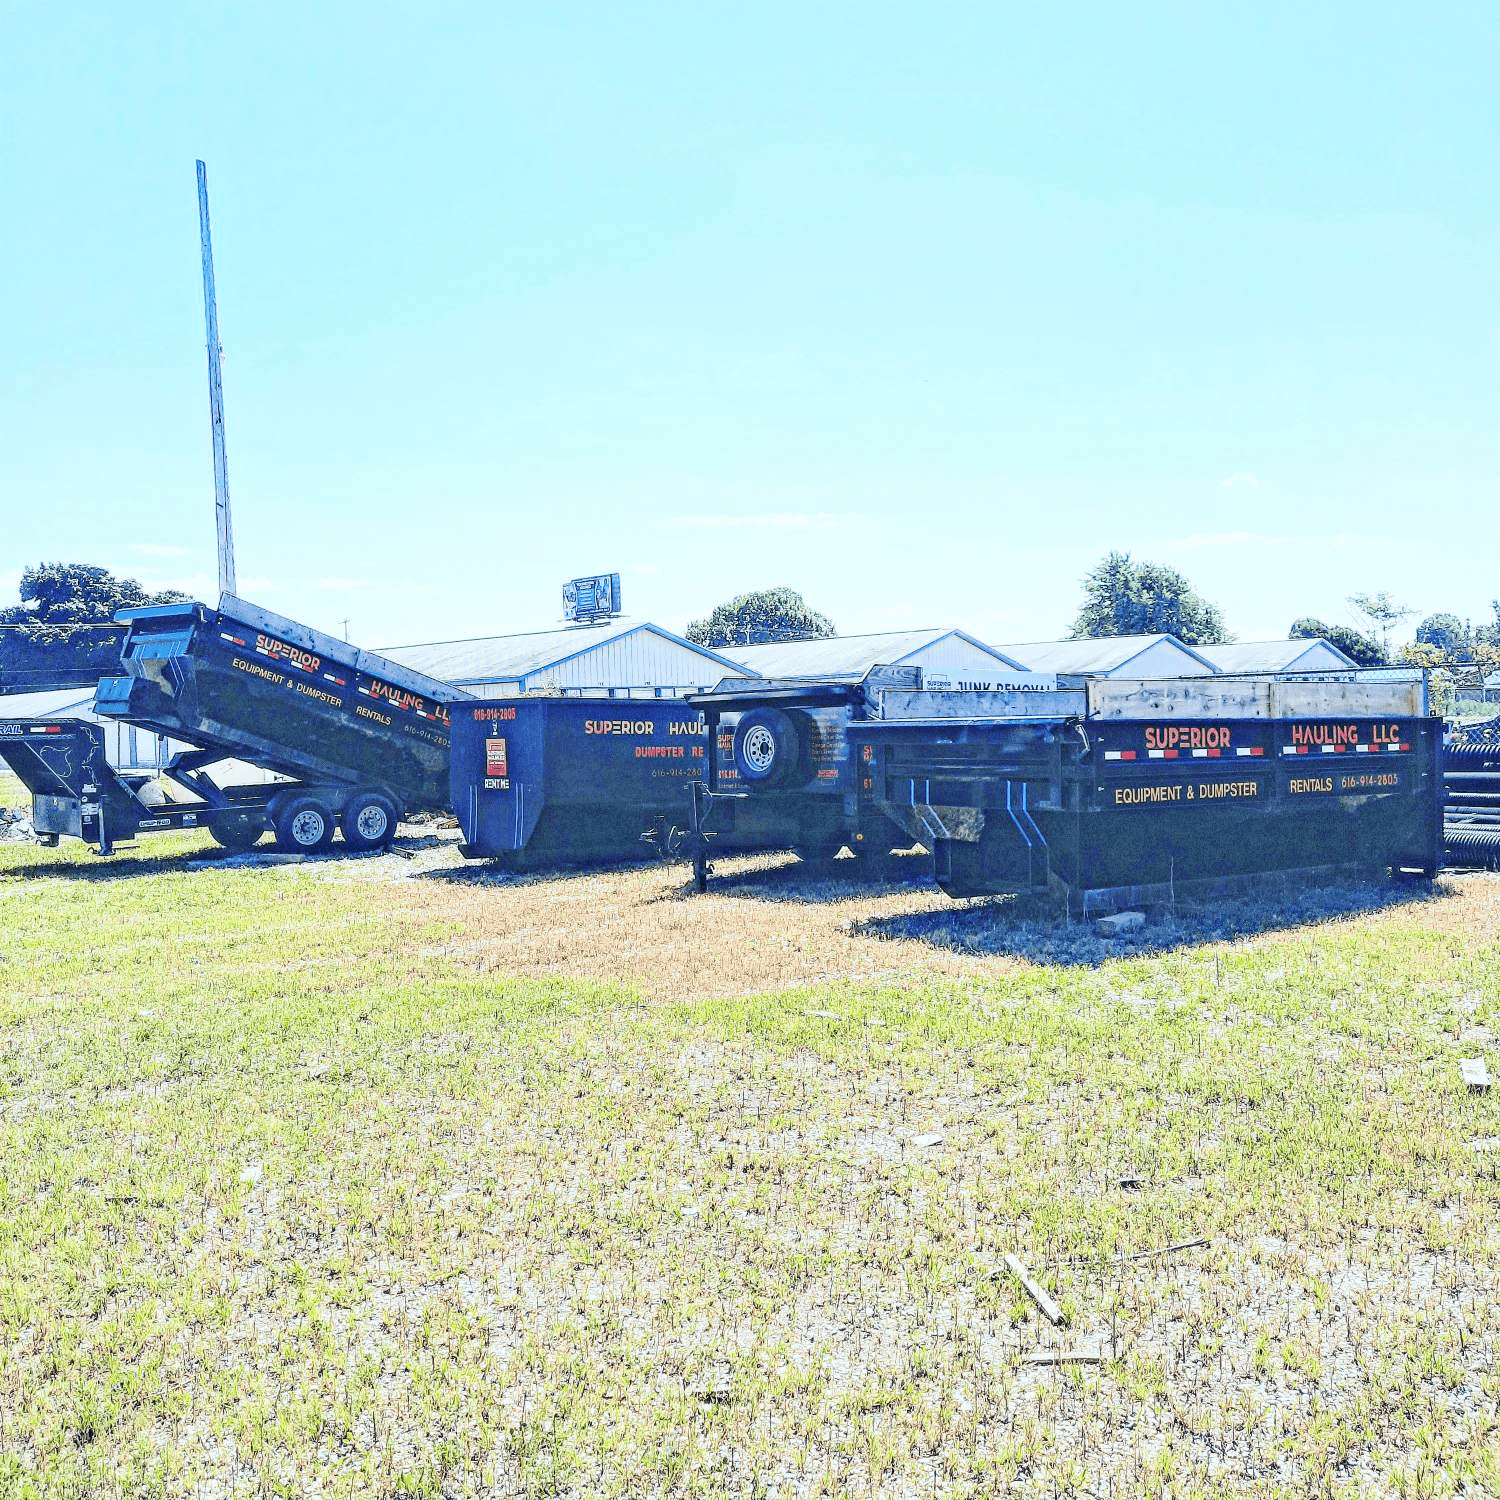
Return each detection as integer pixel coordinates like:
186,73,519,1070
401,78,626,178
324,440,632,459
1,832,1497,1498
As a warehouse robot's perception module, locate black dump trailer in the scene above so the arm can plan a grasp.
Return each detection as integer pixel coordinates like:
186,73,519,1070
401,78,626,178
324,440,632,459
689,671,1444,911
0,717,264,850
0,595,470,855
448,693,872,869
685,667,1061,870
681,667,948,863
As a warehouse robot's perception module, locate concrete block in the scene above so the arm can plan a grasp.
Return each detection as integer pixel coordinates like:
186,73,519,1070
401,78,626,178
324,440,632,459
1096,910,1146,937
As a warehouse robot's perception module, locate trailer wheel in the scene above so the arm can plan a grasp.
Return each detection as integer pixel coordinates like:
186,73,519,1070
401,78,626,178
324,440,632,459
341,791,397,851
733,709,805,787
273,795,335,852
210,812,265,851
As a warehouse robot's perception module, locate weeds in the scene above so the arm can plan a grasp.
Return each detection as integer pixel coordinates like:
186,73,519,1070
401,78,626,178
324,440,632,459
0,835,1496,1495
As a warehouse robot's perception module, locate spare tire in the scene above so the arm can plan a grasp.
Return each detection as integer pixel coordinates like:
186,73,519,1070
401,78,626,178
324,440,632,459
210,811,265,851
733,709,806,788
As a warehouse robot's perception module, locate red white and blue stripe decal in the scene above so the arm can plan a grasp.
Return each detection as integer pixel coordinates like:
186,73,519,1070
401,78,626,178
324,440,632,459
1107,744,1265,761
1281,741,1408,756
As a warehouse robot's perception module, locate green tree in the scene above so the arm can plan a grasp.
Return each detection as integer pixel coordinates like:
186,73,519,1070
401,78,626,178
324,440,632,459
1398,637,1500,715
1069,552,1230,645
685,587,836,648
1414,612,1473,658
0,563,187,691
1288,616,1387,667
1347,591,1415,655
1479,601,1500,648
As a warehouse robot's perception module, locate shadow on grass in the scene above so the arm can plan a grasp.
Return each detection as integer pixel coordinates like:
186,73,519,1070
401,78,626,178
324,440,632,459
415,844,933,895
849,877,1455,967
418,848,688,889
679,850,936,904
0,832,453,883
0,844,239,882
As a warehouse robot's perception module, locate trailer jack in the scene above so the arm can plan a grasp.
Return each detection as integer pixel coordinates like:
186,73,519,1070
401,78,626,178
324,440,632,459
688,781,748,892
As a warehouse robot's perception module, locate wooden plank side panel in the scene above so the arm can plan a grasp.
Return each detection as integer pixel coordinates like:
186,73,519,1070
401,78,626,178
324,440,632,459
877,688,1087,721
1269,679,1424,718
1087,678,1424,721
1088,679,1273,720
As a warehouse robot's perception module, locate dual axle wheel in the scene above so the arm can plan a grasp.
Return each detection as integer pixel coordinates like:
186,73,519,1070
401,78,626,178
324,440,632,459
208,790,398,853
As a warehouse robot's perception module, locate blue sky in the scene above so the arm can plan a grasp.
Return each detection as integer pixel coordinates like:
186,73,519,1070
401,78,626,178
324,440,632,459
2,3,1495,650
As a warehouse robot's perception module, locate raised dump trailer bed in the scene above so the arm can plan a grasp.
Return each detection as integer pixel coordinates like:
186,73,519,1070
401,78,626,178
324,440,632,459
46,594,473,854
449,695,852,867
689,671,1444,909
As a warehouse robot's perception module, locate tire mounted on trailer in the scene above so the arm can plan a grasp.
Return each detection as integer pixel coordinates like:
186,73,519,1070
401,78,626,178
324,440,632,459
732,709,807,788
341,791,398,851
209,811,265,851
272,794,335,852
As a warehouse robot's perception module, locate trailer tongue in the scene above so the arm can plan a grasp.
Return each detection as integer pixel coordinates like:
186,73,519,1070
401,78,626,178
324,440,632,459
0,717,279,853
0,595,471,855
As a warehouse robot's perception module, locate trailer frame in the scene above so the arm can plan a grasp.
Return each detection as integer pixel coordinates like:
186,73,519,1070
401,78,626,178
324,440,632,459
687,669,1445,909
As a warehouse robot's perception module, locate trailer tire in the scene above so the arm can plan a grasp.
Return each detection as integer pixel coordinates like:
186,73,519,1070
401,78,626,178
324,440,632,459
733,709,805,787
341,791,397,851
273,795,335,852
210,812,265,851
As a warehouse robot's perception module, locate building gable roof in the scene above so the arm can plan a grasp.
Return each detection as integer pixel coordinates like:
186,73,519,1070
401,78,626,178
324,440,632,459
379,620,753,685
0,687,98,718
723,628,1028,678
993,634,1219,675
1192,639,1357,673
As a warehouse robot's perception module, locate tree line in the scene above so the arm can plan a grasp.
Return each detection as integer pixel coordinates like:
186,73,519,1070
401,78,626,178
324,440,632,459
687,552,1498,671
0,563,186,692
2,558,1495,691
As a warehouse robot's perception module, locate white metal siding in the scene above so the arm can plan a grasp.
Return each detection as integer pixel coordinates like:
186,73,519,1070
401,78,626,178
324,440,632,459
1120,640,1217,678
107,722,188,771
446,632,749,697
1285,642,1352,673
898,639,1029,682
515,633,748,695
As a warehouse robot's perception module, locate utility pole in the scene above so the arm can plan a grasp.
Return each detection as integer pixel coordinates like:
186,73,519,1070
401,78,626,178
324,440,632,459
197,160,237,599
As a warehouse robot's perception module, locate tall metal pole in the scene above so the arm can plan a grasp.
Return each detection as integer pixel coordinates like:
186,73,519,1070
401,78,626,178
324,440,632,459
197,160,237,599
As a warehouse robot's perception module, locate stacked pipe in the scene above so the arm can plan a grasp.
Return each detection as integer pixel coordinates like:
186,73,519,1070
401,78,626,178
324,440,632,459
1445,720,1500,867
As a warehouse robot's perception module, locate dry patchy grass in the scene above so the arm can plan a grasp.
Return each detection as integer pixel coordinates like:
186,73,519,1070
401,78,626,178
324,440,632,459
0,835,1497,1497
